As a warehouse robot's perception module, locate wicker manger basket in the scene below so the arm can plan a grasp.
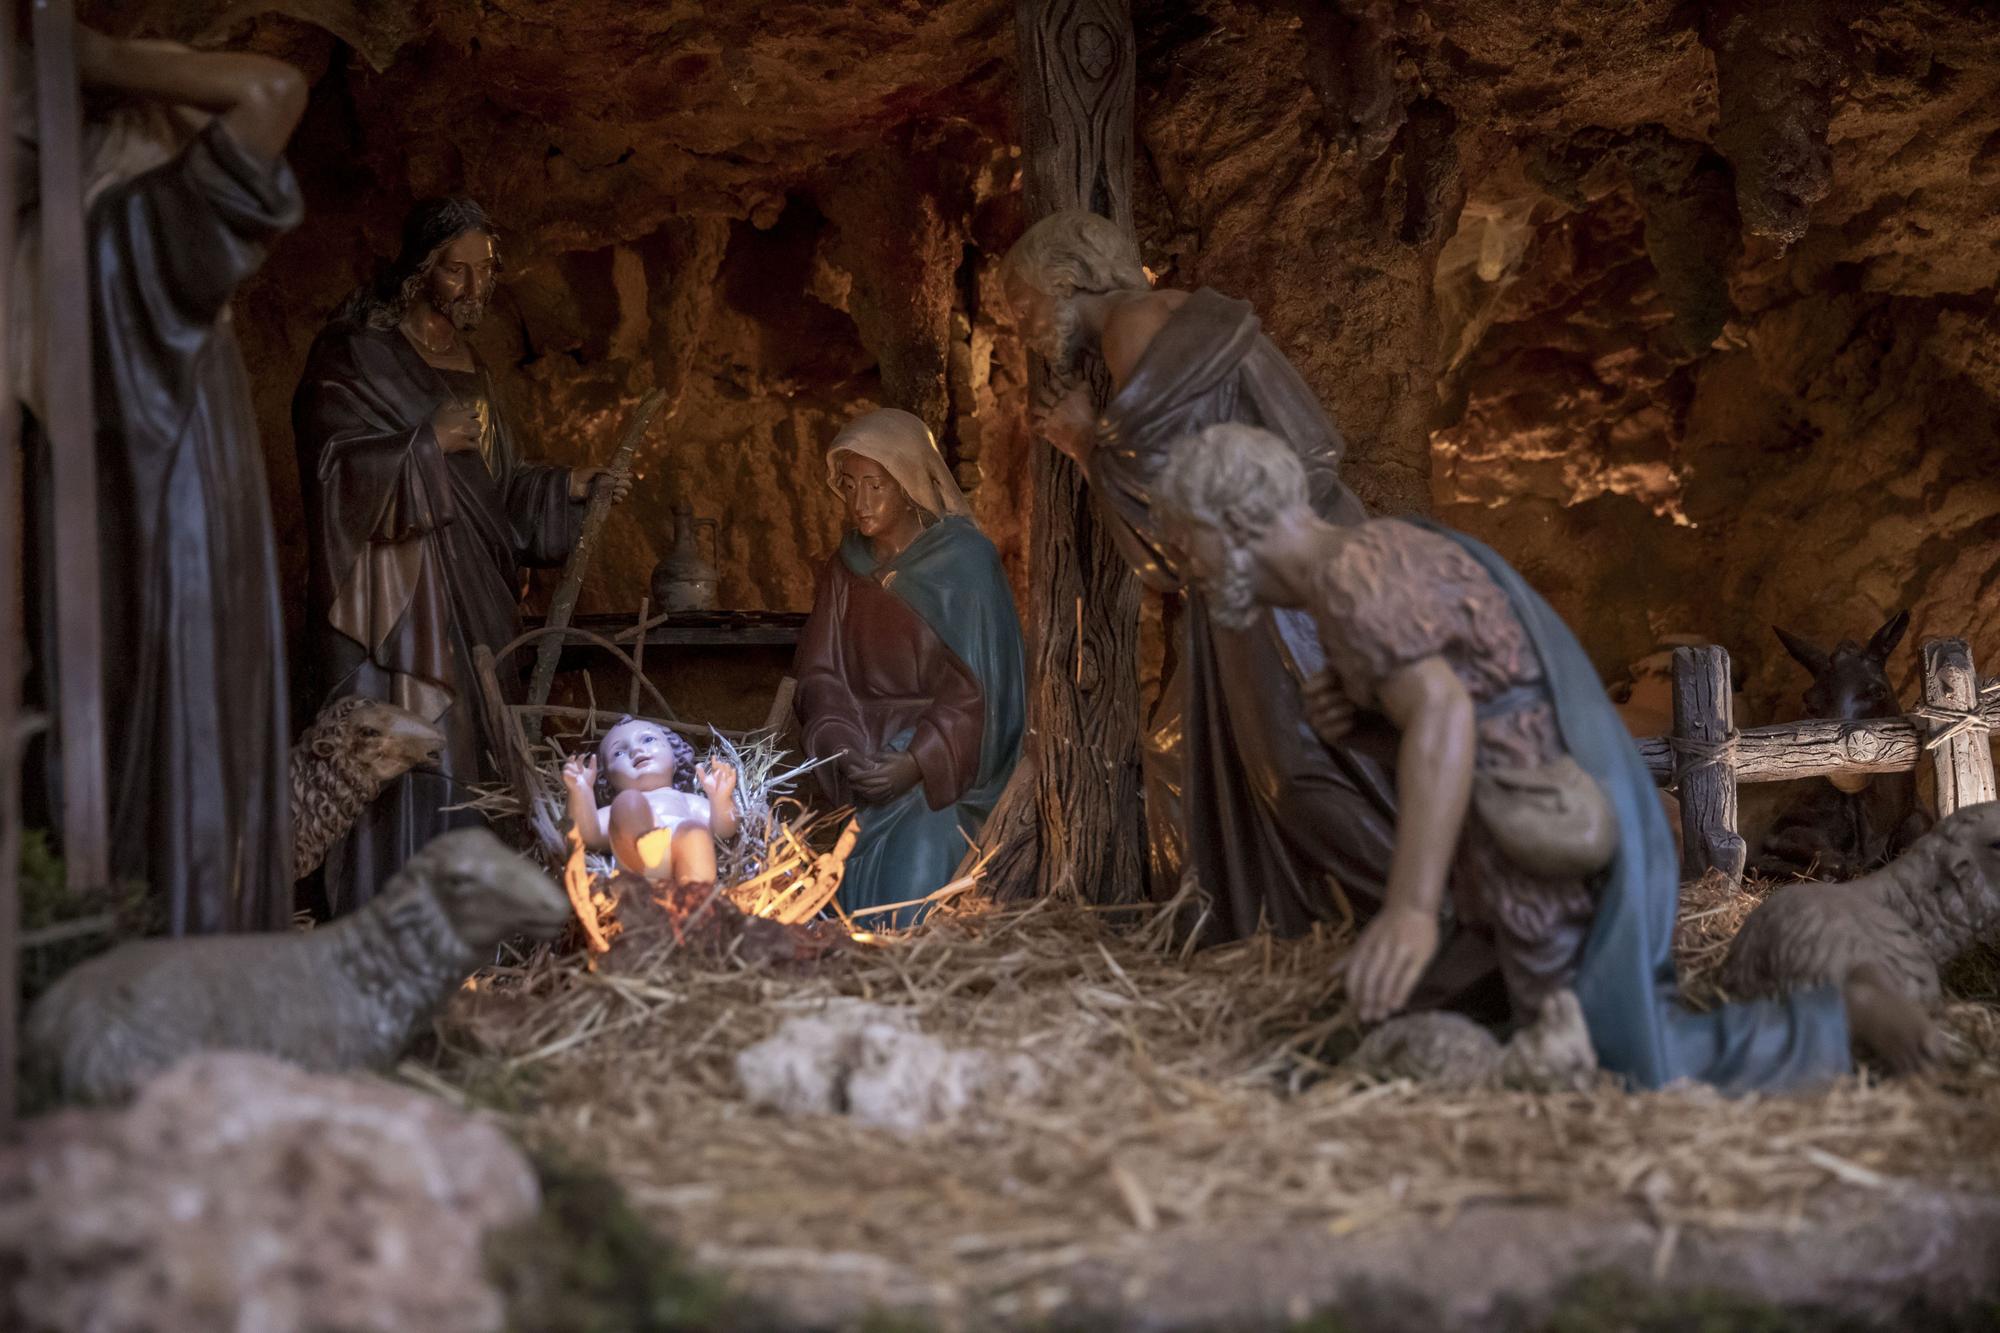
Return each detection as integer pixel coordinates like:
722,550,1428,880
460,623,853,937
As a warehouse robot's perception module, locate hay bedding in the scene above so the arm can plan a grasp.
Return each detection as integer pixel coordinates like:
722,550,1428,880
426,868,2000,1318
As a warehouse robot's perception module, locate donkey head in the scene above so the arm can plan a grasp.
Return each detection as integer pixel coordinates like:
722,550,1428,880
1772,609,1910,722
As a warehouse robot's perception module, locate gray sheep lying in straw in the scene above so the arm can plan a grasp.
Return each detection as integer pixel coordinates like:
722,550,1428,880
27,828,571,1103
291,697,444,880
1720,799,2000,1062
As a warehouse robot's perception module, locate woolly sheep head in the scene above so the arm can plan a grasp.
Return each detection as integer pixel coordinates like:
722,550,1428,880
310,697,444,784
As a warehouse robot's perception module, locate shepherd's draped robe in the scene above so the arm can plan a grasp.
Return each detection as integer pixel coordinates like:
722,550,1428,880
293,323,581,914
794,517,1026,928
1427,523,1852,1092
1091,288,1504,1000
25,122,301,935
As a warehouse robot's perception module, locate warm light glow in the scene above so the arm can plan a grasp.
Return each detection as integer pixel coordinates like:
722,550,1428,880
848,930,879,944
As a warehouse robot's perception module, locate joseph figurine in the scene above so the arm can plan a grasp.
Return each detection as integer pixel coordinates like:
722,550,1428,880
293,197,625,913
16,27,307,935
999,212,1488,1004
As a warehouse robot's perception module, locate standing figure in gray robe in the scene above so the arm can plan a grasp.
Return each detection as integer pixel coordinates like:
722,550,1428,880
17,29,307,935
293,198,622,914
1001,212,1498,1011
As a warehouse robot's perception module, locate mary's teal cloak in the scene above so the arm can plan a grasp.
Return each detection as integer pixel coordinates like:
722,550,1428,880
797,517,1026,928
1419,522,1853,1093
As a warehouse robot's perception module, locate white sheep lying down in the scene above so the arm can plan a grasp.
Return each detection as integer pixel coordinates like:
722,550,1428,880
28,828,572,1104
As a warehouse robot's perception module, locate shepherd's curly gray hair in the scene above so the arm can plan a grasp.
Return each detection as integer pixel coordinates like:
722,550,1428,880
999,209,1149,298
1154,424,1312,630
1154,423,1311,546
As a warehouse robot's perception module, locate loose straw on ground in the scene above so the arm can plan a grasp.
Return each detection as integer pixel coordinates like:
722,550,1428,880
430,872,2000,1314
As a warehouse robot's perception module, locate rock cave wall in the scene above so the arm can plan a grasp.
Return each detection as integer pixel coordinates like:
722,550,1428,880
95,0,2000,734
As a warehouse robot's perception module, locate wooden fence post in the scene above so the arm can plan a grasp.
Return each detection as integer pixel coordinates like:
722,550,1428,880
0,0,20,1130
1919,637,1996,817
1671,645,1745,880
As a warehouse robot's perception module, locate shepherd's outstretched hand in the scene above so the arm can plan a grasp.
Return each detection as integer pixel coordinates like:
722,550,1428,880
1302,670,1357,747
1342,905,1441,1024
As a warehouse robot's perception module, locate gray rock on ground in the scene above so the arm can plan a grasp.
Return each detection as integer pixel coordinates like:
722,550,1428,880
1350,990,1598,1093
737,998,1042,1134
0,1053,539,1333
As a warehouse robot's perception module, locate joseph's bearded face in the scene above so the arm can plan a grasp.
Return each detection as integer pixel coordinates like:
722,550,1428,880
425,229,501,331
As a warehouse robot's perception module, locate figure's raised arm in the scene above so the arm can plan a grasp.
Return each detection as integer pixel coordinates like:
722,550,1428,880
75,26,306,162
1097,288,1186,394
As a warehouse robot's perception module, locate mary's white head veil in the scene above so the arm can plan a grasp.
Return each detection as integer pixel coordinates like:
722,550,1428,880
824,408,971,519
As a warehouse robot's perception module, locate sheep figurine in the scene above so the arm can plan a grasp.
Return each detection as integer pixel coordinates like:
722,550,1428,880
290,696,445,880
1720,800,2000,1063
27,827,572,1104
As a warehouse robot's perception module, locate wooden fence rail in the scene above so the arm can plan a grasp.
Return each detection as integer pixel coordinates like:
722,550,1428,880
1636,636,1998,880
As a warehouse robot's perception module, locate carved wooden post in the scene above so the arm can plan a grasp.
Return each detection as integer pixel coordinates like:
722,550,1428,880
974,0,1145,904
33,0,108,895
0,3,21,1128
1919,637,1996,817
1671,645,1745,880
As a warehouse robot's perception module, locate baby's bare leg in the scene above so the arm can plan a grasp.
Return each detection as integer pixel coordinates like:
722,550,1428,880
669,823,718,887
608,790,666,878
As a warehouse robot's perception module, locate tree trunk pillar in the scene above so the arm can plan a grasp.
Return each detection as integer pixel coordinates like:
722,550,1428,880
975,0,1146,905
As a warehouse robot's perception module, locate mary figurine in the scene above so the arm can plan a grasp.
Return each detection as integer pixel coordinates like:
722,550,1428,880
792,410,1027,927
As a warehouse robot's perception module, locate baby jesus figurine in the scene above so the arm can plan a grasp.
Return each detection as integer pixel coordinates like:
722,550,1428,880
1151,422,1935,1087
562,717,739,886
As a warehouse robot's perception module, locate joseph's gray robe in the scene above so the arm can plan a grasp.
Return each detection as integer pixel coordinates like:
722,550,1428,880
293,323,582,914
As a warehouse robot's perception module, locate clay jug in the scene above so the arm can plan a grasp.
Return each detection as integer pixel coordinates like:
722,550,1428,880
650,504,719,612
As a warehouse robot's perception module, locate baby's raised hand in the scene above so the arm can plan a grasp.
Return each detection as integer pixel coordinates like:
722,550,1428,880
697,759,738,805
562,754,598,793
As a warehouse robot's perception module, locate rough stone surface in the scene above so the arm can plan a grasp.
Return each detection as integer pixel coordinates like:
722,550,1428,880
0,1053,539,1333
79,1,2000,736
726,1188,2000,1331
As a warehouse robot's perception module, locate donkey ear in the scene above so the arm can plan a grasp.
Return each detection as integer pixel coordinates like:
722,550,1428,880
1773,626,1830,677
1868,609,1911,661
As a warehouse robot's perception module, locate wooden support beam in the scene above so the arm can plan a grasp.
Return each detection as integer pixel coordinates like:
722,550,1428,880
1919,637,1996,817
1671,644,1745,880
33,0,109,896
0,1,22,1131
1631,701,2000,786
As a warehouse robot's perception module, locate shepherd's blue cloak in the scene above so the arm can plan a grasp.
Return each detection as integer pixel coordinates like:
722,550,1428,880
1417,521,1853,1093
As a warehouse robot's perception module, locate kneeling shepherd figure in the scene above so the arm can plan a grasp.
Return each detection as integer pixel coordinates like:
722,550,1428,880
793,410,1027,928
1152,422,1937,1088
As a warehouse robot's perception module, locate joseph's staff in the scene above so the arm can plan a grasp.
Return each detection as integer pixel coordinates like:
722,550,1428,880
526,388,668,720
